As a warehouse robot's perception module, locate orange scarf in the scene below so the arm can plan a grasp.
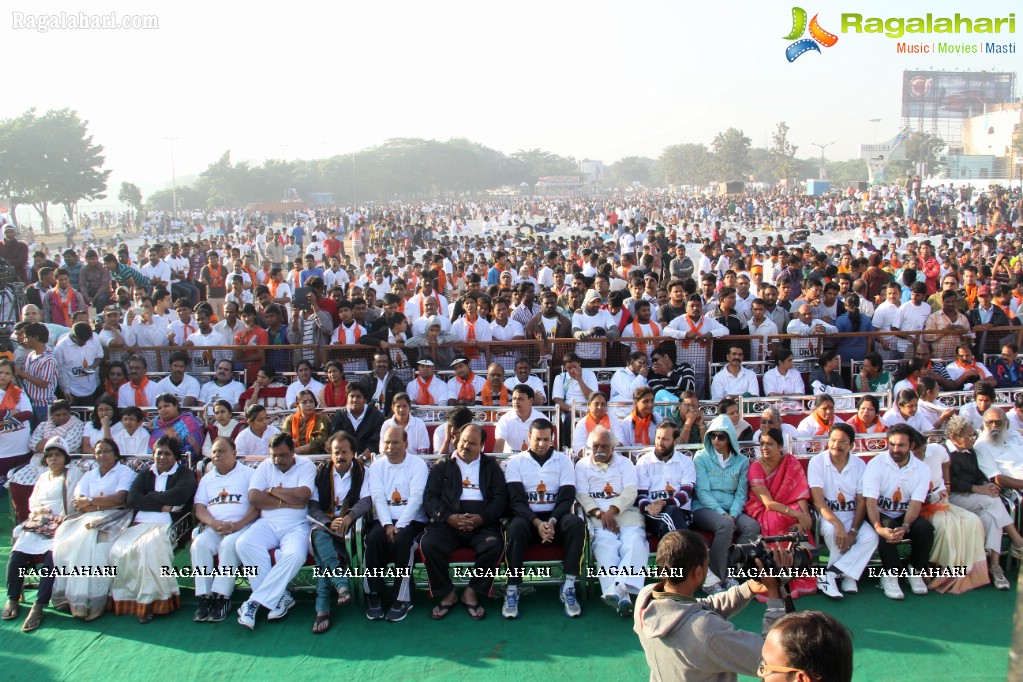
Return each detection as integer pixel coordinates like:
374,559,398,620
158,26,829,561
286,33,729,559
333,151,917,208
813,411,832,436
418,292,441,316
131,377,150,406
0,385,23,411
631,410,652,445
52,286,77,325
290,413,317,446
681,316,703,348
464,314,480,360
847,415,885,434
415,376,434,405
585,412,611,433
480,382,508,406
456,373,478,402
268,279,280,297
104,379,123,399
338,323,362,343
955,359,982,375
965,284,978,308
207,263,225,289
631,318,660,355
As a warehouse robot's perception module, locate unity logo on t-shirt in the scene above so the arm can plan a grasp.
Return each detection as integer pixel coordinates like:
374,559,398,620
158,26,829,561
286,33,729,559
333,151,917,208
208,488,244,506
649,482,675,501
877,486,908,512
827,490,856,513
589,481,619,499
461,476,480,492
388,487,408,507
526,480,556,505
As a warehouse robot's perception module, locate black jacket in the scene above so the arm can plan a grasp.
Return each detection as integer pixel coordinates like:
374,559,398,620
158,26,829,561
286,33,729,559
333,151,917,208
424,454,507,528
506,450,576,524
127,462,199,538
329,405,385,456
948,446,990,494
357,372,407,417
310,458,370,524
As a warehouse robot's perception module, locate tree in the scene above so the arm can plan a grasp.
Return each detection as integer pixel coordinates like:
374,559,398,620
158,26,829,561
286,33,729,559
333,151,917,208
605,156,654,187
509,149,577,185
711,128,752,181
118,182,144,226
656,144,712,186
0,108,110,234
824,159,869,184
898,132,946,178
771,122,800,187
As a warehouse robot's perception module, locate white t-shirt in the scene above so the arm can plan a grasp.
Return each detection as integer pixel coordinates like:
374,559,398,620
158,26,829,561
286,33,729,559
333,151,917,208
198,380,246,408
406,376,451,406
195,462,254,522
571,309,617,359
495,408,545,453
248,455,317,525
113,427,151,456
285,379,326,410
635,449,697,511
505,449,575,514
575,453,637,513
380,416,431,455
155,374,201,403
456,456,484,502
504,375,546,402
74,461,136,498
861,453,930,518
235,426,282,458
552,369,599,408
807,452,866,525
367,454,429,526
0,388,32,459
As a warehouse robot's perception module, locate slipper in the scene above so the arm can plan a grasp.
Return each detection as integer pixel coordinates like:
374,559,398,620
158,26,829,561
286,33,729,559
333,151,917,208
312,613,331,634
2,601,19,620
336,588,351,607
463,601,486,621
430,600,458,620
53,603,71,615
137,612,154,625
22,605,44,633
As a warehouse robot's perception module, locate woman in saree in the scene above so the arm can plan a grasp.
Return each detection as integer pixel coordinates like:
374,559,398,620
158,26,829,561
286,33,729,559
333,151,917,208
745,427,817,598
317,360,349,408
148,393,205,468
50,438,137,620
3,437,83,631
109,435,198,623
281,389,331,455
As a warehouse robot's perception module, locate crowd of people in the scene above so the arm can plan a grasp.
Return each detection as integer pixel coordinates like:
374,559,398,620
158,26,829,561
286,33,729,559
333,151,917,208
0,183,1020,680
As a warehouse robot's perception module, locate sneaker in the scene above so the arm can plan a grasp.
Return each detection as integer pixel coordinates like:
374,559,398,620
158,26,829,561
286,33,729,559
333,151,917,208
616,594,633,618
502,590,520,619
208,595,231,623
600,593,620,609
193,594,213,622
385,600,413,622
237,599,259,629
905,568,928,596
990,564,1011,590
702,569,721,590
817,571,844,600
560,585,581,618
879,576,904,600
840,577,858,594
366,594,385,621
267,592,295,620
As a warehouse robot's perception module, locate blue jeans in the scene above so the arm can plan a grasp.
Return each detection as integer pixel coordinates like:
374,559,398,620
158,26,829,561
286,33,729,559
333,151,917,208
311,528,349,613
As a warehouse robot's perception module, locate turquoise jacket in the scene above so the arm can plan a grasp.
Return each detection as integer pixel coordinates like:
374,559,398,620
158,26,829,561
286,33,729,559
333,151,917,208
692,415,750,517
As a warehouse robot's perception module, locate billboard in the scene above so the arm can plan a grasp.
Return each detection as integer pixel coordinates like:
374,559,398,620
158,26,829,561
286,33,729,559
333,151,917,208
859,127,911,184
902,71,1015,120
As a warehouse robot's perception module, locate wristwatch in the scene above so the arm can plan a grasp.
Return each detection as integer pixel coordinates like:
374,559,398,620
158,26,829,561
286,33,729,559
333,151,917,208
594,510,604,519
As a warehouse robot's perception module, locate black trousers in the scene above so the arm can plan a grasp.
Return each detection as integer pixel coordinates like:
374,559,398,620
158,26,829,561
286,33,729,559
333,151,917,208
877,514,934,572
419,523,504,598
644,506,692,539
362,520,426,600
505,513,584,586
6,550,55,605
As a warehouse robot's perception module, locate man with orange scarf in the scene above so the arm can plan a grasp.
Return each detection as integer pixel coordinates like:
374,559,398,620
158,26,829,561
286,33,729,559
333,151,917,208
616,386,662,448
116,355,160,408
446,358,484,406
43,269,86,327
405,359,450,407
450,294,492,372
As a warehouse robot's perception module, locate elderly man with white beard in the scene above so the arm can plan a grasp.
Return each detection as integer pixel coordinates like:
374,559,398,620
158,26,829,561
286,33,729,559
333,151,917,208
973,407,1023,488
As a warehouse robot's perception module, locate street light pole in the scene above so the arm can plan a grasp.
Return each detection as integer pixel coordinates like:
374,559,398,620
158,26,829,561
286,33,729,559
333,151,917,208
811,141,835,180
166,136,178,219
869,118,881,143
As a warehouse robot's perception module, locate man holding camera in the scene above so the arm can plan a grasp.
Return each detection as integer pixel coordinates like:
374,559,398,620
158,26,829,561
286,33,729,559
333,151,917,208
634,530,787,682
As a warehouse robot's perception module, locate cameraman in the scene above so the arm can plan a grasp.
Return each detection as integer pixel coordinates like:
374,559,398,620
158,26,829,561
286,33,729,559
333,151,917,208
634,530,787,682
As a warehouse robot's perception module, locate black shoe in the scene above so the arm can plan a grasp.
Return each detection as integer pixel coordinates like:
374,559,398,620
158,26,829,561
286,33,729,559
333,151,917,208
366,594,385,621
385,600,413,622
207,595,231,623
193,595,213,622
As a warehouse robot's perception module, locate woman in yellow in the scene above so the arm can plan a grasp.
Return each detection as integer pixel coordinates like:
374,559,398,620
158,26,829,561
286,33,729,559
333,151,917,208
281,389,330,455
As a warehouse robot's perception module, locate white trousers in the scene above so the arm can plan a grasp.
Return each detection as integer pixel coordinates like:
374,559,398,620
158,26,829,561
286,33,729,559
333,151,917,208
818,516,879,581
236,518,309,609
190,525,246,597
950,492,1014,553
589,522,648,596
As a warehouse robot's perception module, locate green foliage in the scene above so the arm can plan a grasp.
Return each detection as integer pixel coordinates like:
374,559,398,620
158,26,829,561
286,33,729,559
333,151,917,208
656,143,712,186
605,156,654,187
710,128,752,182
771,122,800,186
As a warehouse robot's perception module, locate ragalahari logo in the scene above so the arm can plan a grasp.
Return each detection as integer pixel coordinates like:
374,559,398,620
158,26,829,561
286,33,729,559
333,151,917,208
784,7,839,62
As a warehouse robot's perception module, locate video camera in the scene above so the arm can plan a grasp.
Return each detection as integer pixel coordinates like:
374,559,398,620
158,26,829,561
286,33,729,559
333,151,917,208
728,531,816,575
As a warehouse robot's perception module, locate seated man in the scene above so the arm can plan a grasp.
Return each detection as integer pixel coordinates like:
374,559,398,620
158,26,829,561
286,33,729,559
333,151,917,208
420,423,507,621
504,357,546,405
503,419,585,619
575,425,647,617
363,425,429,622
958,384,996,432
808,424,879,600
328,383,385,461
610,351,649,404
154,351,201,408
236,433,317,629
447,357,485,406
990,343,1023,388
646,344,696,399
551,351,598,445
190,437,258,623
974,407,1023,486
406,358,451,406
750,408,799,443
636,422,696,538
710,343,760,401
862,423,934,600
117,355,160,408
945,344,996,391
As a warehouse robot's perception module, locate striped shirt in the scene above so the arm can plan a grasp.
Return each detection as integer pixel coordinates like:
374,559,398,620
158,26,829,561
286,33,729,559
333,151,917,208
24,350,57,407
110,263,151,291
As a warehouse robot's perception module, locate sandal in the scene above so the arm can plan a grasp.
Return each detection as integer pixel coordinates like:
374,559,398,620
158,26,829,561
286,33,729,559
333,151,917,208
53,603,71,614
1,600,19,620
336,588,351,607
22,604,44,633
462,601,486,621
137,612,154,625
312,613,331,634
430,594,459,621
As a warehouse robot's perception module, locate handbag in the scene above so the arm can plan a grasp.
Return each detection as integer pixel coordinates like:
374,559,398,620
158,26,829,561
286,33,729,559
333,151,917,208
20,477,69,538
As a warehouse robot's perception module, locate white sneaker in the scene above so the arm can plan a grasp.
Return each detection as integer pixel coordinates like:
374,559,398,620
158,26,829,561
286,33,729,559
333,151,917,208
501,589,519,619
990,564,1010,590
906,569,928,596
237,599,259,629
267,592,295,620
702,568,721,590
879,576,904,600
840,576,858,594
817,571,843,600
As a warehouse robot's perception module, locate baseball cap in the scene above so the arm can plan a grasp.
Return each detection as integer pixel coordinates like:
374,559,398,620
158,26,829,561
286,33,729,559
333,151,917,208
583,290,601,304
450,358,469,367
416,359,435,366
977,285,992,296
43,436,71,462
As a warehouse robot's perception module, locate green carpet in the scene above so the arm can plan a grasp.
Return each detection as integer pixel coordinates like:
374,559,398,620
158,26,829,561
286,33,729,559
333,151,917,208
0,511,1013,682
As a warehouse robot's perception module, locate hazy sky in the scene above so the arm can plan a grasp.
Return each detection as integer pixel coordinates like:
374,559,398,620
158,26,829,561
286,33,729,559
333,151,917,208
2,0,1019,197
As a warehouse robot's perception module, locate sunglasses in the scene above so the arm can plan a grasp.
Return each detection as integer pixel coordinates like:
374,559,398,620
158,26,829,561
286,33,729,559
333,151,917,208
710,433,729,441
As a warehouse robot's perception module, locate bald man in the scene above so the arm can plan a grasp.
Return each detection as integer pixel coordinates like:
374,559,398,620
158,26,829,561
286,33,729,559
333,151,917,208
18,305,69,350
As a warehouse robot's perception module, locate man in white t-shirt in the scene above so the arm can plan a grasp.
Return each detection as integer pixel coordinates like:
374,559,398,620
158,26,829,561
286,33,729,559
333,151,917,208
891,283,931,355
572,290,619,362
198,359,246,408
494,384,544,453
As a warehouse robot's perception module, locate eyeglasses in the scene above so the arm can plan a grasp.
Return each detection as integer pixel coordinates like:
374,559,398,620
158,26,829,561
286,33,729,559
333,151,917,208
95,447,115,455
710,433,729,441
984,419,1006,427
757,662,807,678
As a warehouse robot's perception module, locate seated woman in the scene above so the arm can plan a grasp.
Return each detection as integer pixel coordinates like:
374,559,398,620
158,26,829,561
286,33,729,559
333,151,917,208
809,351,848,395
51,438,137,620
317,360,349,408
101,361,129,402
572,391,621,458
617,386,662,448
912,428,989,594
239,363,289,412
109,435,198,623
10,400,85,490
718,397,753,442
853,353,892,394
309,432,372,634
148,393,205,467
431,405,476,456
3,437,83,632
794,394,845,454
891,358,926,398
81,396,122,454
845,395,886,434
744,428,816,598
881,389,937,432
113,406,151,457
202,399,246,458
691,415,760,594
380,392,430,455
914,377,957,430
762,348,805,397
282,389,331,455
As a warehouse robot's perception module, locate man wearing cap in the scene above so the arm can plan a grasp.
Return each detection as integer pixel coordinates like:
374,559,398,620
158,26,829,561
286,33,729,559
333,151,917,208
53,321,103,407
407,358,451,406
447,358,485,406
0,225,30,283
97,305,128,351
572,289,619,365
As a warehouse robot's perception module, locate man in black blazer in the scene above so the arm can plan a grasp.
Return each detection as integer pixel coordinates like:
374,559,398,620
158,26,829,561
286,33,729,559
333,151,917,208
358,351,407,417
419,423,507,621
328,382,385,461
